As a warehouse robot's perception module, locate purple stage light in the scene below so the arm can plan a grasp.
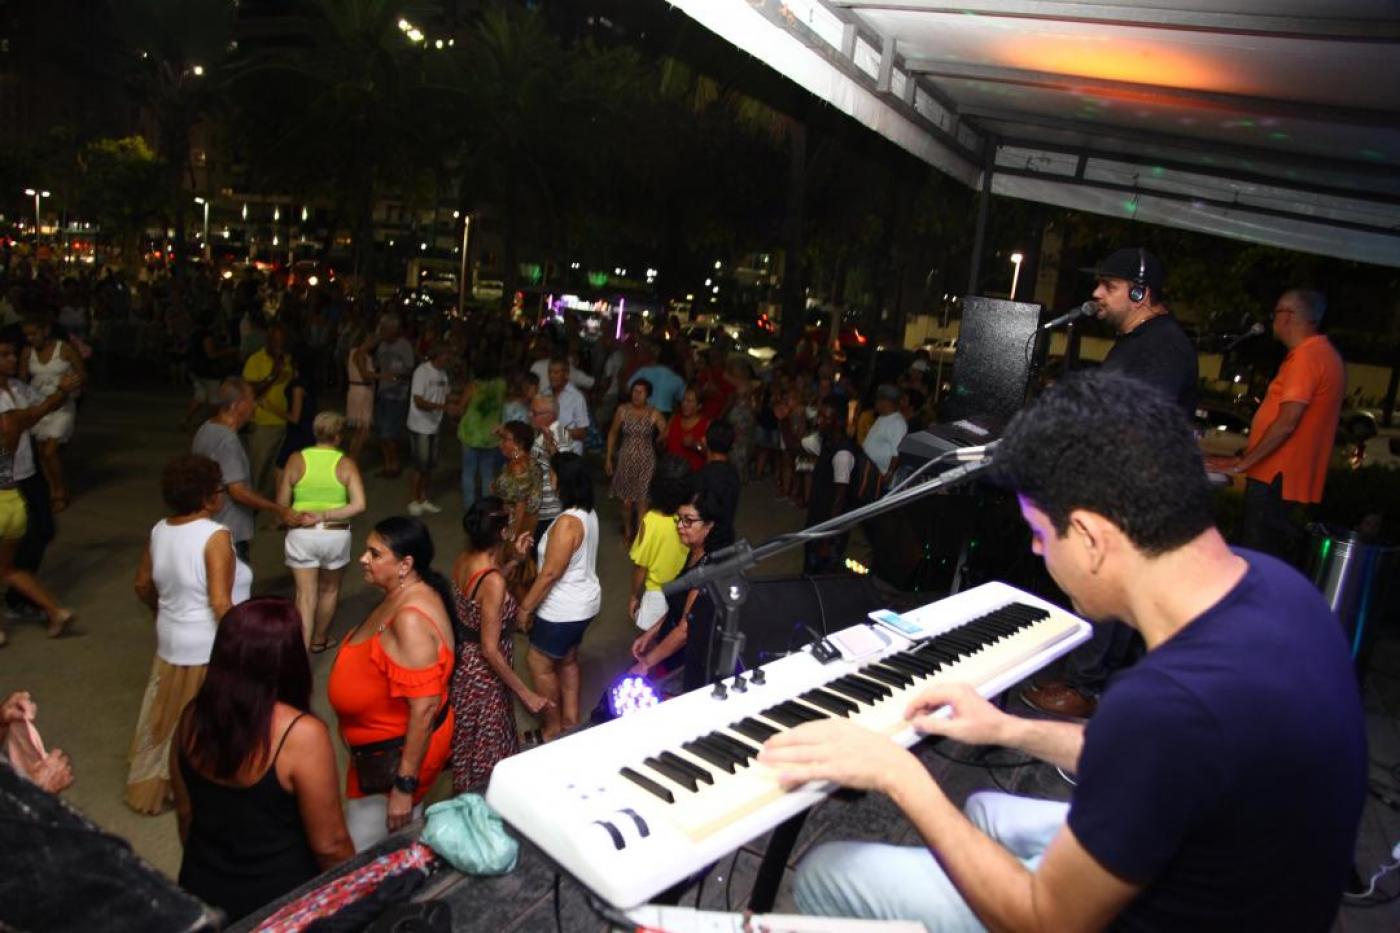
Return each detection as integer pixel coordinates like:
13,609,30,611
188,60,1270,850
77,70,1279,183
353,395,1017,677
608,674,660,718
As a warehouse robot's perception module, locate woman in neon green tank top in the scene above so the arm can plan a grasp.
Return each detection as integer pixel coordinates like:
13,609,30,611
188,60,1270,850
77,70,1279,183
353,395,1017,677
276,411,367,650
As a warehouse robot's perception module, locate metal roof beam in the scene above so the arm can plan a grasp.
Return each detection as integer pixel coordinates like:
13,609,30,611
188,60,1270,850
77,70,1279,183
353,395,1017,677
959,105,1400,181
903,59,1398,128
992,163,1400,238
997,135,1400,207
828,1,1400,42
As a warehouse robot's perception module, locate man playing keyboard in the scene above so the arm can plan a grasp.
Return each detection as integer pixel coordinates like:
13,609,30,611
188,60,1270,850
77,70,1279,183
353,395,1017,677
760,369,1365,932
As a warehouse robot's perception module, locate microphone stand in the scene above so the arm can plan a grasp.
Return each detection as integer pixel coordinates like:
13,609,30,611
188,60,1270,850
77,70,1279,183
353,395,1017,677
664,457,996,690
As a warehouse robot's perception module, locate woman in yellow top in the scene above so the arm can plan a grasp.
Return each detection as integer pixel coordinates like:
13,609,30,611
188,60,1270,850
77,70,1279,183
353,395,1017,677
277,412,367,651
628,455,691,633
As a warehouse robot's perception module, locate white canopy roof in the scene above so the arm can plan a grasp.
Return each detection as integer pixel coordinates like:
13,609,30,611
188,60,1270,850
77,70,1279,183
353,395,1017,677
664,0,1400,267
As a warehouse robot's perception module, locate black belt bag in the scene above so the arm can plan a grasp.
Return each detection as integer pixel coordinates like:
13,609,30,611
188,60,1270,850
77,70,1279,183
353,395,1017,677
350,701,450,794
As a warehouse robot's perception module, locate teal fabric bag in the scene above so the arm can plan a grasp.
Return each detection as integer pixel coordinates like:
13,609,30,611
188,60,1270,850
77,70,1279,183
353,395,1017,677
421,794,519,875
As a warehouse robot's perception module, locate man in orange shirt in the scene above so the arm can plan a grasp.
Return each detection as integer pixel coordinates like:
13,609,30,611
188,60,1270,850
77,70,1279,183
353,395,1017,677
1207,289,1344,564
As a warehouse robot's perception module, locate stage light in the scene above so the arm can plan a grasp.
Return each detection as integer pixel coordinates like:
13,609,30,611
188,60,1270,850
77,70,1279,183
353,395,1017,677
844,557,870,575
609,675,660,718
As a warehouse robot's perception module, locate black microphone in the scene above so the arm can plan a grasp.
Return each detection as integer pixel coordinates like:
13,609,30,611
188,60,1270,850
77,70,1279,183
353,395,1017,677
1041,300,1098,331
1225,322,1266,351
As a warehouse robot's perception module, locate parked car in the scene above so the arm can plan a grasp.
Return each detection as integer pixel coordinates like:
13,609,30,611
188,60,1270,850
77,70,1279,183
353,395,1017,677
1194,402,1251,458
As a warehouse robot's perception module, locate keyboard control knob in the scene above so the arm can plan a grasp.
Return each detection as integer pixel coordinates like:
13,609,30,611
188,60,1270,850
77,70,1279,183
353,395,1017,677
711,681,729,699
731,673,748,693
751,668,767,686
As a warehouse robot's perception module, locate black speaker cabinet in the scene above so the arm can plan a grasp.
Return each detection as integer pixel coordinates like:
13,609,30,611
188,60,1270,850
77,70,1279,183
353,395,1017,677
723,574,885,669
946,296,1046,422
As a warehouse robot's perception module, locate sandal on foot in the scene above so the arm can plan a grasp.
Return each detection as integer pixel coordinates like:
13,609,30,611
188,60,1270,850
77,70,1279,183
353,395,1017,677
47,610,76,638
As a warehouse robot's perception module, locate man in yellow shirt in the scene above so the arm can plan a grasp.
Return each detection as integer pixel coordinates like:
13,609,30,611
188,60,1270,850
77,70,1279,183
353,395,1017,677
241,322,292,496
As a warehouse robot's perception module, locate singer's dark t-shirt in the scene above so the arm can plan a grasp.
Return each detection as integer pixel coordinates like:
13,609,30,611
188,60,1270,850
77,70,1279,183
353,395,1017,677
1101,314,1198,414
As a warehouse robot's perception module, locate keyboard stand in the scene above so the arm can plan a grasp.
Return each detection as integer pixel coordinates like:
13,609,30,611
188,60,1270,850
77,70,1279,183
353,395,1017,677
749,810,808,912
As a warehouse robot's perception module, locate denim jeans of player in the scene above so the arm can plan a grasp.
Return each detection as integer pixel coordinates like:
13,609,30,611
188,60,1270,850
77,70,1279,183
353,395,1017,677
794,791,1069,932
461,444,502,508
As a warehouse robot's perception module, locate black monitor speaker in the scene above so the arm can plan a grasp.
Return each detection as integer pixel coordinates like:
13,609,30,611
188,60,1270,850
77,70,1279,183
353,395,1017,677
945,296,1046,422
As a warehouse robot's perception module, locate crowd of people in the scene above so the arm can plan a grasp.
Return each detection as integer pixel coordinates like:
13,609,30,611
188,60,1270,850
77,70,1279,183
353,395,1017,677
2,247,1368,931
0,254,958,922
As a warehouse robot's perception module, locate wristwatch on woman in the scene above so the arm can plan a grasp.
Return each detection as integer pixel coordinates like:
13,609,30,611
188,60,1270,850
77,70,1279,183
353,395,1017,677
393,773,419,795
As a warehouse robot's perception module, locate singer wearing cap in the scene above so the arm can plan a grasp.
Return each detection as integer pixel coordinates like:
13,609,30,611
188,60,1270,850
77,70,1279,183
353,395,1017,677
1205,289,1344,566
1023,247,1198,720
1087,247,1197,415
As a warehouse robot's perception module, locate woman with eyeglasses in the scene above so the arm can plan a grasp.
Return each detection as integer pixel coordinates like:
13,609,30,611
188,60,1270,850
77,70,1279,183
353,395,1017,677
628,488,722,693
448,497,553,792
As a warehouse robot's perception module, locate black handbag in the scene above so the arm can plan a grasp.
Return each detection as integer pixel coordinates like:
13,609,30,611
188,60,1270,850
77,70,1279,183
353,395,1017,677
350,703,450,795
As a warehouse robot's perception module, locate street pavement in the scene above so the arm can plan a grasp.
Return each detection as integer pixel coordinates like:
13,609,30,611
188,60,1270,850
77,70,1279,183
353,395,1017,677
4,386,809,879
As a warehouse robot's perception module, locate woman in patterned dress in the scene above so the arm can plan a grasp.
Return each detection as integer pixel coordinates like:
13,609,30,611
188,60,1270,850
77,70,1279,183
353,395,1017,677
605,379,665,545
448,498,552,793
490,420,542,539
725,360,756,482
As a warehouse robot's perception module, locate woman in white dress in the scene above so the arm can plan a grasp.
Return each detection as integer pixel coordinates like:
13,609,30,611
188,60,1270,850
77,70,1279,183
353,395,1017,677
21,316,85,512
344,329,377,463
128,453,252,813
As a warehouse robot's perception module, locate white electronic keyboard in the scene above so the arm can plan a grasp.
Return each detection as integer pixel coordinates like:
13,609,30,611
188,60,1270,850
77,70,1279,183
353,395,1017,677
485,581,1092,909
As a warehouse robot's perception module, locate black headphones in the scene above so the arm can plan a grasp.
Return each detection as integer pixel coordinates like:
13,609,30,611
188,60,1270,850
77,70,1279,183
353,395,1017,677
1128,248,1148,303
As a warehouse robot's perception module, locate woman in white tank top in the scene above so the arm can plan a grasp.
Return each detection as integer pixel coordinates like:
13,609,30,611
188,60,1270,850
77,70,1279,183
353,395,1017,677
20,316,85,511
516,453,600,741
126,454,252,814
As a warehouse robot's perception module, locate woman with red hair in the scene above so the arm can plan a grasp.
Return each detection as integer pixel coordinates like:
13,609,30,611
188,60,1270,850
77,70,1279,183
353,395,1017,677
171,596,352,922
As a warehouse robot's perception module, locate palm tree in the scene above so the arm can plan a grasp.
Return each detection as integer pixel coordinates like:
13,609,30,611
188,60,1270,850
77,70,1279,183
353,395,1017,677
113,0,237,278
230,0,456,290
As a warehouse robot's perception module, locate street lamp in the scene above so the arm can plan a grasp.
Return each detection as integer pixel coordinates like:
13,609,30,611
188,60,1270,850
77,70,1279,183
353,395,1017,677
457,213,472,314
1009,251,1024,301
194,196,211,260
23,188,50,242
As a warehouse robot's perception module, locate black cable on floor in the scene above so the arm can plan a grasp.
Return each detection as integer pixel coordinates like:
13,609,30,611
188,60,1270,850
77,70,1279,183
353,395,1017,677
927,744,1032,771
723,848,742,911
552,872,562,933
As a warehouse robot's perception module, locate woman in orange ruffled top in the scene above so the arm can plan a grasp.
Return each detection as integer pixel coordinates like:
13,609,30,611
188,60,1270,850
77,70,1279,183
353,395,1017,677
327,515,457,851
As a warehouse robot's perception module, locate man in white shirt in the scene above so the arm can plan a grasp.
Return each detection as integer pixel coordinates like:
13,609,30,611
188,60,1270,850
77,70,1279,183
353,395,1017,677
406,345,452,515
531,354,595,393
547,358,589,455
861,383,908,498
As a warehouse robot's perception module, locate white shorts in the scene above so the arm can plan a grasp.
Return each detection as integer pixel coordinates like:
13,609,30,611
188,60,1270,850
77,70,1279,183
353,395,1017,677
284,527,352,570
636,588,668,631
32,403,75,443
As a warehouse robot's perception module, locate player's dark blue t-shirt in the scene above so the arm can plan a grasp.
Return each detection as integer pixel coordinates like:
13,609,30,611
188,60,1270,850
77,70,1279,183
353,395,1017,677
1068,549,1366,931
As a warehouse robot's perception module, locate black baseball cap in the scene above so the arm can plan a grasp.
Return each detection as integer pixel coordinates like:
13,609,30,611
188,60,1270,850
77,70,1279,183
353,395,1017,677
1083,248,1165,296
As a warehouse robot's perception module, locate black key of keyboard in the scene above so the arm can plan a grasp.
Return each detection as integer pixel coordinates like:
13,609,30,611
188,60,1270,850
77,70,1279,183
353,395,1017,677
682,739,738,774
659,750,713,785
827,679,878,705
762,705,810,728
644,755,698,792
916,646,959,667
883,654,934,677
777,700,828,723
731,718,780,742
861,664,912,688
847,673,894,698
709,730,760,761
693,734,749,769
621,766,674,803
801,688,856,717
